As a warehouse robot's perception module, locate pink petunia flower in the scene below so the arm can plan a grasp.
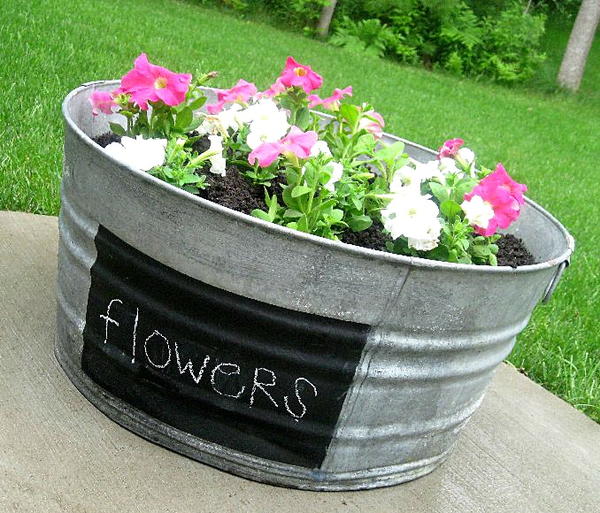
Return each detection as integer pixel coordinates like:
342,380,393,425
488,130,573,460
206,79,258,114
260,77,287,98
89,91,116,116
358,110,385,139
119,53,192,110
480,163,527,205
280,126,318,159
278,57,323,94
464,163,527,236
308,86,353,110
438,138,464,159
248,126,318,167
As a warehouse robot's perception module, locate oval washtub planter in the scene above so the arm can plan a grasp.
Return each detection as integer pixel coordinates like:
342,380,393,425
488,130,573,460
55,81,575,491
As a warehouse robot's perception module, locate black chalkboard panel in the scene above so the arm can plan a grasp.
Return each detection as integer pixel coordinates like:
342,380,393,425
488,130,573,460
82,226,369,468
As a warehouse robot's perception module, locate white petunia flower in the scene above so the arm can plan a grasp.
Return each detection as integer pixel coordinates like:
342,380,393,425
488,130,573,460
310,140,332,158
104,136,167,172
242,99,289,150
381,191,442,250
456,147,476,177
461,195,494,229
438,157,463,176
209,155,227,177
324,162,343,192
196,104,245,137
390,165,422,193
238,98,285,125
457,147,475,165
415,159,443,181
217,103,244,132
208,134,226,176
246,117,289,149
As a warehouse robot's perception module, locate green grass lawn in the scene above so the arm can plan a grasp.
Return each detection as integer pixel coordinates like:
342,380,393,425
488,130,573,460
1,0,598,421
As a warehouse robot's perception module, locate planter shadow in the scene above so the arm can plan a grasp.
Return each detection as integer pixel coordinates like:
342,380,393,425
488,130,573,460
55,81,574,491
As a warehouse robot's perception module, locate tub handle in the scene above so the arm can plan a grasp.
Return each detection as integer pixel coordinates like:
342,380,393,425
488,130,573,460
542,259,570,303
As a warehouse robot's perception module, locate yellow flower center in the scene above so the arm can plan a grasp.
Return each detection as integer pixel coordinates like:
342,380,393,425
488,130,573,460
294,67,307,77
154,77,168,89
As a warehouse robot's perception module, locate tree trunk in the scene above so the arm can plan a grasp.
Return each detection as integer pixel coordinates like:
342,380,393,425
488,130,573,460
557,0,600,92
316,0,337,39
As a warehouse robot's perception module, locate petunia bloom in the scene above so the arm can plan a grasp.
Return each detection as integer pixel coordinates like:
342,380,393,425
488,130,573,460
438,138,464,159
206,79,258,114
461,195,495,230
382,190,442,251
89,91,116,116
248,126,318,167
261,77,287,98
481,163,527,205
358,110,385,139
464,163,527,236
103,136,167,171
278,57,323,94
308,86,353,110
119,53,192,110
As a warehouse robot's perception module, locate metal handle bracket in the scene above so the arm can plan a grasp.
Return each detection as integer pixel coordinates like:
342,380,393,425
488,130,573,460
542,259,570,303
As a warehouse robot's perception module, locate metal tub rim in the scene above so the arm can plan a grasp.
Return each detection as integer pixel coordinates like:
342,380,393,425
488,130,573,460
63,80,575,277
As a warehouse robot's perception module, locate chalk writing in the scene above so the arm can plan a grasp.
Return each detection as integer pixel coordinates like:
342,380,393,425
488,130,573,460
99,298,319,422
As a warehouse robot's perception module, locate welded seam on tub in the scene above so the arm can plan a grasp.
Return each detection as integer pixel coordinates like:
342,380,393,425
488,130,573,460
320,266,412,472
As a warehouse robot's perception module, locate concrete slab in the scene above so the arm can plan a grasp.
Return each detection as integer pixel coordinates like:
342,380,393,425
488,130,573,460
0,210,599,513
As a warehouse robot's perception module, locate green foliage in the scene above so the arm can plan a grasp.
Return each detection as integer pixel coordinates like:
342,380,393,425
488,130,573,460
330,0,547,83
477,3,547,83
233,0,329,34
250,102,392,241
148,138,211,194
330,17,398,58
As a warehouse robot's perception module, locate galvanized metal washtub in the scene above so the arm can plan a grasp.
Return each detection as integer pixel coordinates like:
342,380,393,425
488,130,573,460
55,81,574,491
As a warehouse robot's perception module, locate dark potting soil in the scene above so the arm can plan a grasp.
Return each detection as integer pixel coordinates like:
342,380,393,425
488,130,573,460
198,166,268,214
496,234,535,268
93,132,536,267
340,222,389,251
94,132,121,147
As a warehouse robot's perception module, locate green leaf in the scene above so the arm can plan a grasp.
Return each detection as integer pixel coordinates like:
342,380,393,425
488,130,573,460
267,194,280,218
189,96,207,111
182,185,199,194
440,200,462,220
297,215,310,232
182,174,203,184
348,215,373,232
454,178,478,202
185,116,203,133
295,107,310,131
429,182,449,203
374,141,405,163
351,196,364,211
291,185,312,198
283,209,303,219
340,104,359,126
109,122,126,136
353,133,376,155
316,199,337,212
175,107,193,132
329,209,344,223
251,209,273,222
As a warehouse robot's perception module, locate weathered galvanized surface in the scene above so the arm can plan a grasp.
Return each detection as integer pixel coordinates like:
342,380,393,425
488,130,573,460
2,210,599,512
55,81,575,490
